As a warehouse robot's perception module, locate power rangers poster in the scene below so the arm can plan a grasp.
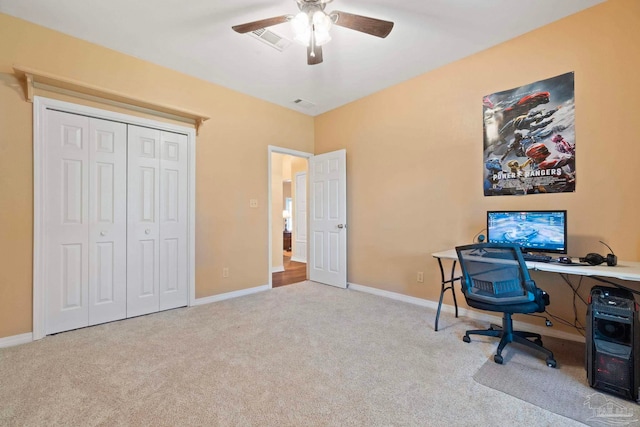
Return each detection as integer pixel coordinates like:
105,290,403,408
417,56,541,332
483,72,575,196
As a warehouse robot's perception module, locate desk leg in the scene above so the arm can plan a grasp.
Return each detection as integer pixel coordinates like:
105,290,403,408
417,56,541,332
434,258,461,332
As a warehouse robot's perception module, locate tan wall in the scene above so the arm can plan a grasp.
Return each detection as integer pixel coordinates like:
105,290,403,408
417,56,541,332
283,182,292,212
0,73,33,339
315,0,640,335
0,13,314,339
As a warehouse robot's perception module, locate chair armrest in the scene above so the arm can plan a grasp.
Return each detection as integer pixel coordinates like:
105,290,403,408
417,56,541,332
539,289,550,306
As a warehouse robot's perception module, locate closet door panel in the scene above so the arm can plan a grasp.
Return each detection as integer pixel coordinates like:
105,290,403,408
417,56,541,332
88,118,127,325
127,125,161,317
159,131,188,310
45,111,90,334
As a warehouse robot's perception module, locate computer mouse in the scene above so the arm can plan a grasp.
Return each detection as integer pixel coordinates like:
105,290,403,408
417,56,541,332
558,256,572,264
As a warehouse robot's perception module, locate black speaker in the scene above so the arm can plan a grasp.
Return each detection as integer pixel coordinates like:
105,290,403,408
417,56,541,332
586,286,640,402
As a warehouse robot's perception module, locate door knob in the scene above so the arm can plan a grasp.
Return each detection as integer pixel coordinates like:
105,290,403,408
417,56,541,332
100,231,106,236
337,224,345,229
145,229,151,234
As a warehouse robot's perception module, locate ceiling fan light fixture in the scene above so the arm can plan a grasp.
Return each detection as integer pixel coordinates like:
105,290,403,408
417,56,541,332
291,12,311,45
312,11,332,46
291,10,332,47
312,11,331,30
313,31,331,46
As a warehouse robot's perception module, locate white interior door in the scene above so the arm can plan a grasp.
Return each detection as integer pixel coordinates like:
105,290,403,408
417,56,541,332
45,111,90,334
309,149,347,288
127,125,161,317
88,118,127,325
44,111,127,334
293,171,307,263
159,131,189,310
127,125,188,316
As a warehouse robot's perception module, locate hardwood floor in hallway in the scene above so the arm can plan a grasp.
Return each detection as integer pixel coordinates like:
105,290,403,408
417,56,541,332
273,251,307,287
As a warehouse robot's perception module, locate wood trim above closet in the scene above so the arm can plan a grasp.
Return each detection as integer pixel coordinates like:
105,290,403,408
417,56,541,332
13,65,210,135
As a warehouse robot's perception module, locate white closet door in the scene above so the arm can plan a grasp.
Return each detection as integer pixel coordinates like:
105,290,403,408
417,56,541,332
127,125,161,317
159,131,188,310
45,112,128,333
45,111,90,334
88,118,127,325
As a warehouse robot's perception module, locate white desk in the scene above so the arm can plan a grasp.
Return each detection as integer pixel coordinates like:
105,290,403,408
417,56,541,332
431,248,640,331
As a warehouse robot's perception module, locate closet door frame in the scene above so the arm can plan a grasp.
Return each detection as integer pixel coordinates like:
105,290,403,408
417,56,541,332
33,96,197,340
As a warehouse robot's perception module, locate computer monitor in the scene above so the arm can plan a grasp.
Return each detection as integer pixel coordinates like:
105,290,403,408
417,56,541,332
487,210,567,254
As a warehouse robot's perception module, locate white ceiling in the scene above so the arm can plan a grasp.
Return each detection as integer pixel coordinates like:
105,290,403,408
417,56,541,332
0,0,603,116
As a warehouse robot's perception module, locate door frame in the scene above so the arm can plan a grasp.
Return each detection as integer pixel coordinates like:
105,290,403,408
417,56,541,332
33,96,197,340
267,146,312,288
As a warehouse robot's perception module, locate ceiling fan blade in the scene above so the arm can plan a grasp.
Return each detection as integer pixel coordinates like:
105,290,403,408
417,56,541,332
307,44,323,65
330,10,394,38
232,15,291,34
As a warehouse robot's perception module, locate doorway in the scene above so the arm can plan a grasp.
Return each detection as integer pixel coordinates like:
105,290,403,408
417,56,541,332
268,147,348,289
269,147,311,287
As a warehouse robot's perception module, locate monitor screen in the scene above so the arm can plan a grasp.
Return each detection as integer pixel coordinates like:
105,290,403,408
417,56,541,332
486,210,567,254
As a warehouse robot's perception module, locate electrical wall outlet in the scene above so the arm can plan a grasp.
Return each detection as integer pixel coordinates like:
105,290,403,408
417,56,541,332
417,272,424,283
223,267,229,278
249,199,258,208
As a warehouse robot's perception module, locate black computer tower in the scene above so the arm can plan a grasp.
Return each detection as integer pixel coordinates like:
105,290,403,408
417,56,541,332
586,286,640,402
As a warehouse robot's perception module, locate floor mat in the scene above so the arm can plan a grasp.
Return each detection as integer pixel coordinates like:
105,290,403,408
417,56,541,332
472,336,640,426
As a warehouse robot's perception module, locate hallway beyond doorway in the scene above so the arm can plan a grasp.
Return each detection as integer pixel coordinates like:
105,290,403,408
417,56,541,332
272,251,306,287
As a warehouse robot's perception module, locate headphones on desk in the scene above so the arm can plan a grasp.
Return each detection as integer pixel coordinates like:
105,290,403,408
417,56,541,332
579,241,618,266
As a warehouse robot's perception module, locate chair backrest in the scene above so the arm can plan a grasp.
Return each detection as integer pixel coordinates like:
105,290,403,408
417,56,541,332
455,243,538,305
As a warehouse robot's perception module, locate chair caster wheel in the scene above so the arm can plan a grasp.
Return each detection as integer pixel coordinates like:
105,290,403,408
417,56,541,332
494,354,503,364
546,358,557,368
463,335,471,343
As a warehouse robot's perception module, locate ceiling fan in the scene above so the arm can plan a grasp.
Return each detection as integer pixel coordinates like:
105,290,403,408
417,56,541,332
232,0,394,65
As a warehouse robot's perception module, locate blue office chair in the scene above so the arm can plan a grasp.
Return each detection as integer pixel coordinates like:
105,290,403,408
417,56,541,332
455,243,556,367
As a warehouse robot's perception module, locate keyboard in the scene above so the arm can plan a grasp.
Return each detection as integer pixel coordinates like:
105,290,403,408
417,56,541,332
522,253,552,263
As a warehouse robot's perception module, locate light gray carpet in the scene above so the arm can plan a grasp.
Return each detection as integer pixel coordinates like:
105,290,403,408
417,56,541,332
473,335,640,426
0,281,593,426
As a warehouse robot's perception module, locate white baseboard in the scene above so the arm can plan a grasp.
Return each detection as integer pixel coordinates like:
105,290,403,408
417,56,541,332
271,266,284,273
290,257,307,263
193,284,270,306
348,282,441,310
347,282,585,343
0,332,33,348
2,285,268,346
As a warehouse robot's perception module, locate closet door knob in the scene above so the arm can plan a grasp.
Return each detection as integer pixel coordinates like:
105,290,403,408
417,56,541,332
100,231,106,236
145,229,151,235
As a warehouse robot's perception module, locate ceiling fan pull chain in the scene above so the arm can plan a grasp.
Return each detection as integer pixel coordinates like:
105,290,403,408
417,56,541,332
310,25,316,57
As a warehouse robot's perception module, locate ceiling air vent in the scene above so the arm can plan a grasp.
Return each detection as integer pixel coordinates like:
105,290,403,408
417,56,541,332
249,28,291,51
293,99,315,109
